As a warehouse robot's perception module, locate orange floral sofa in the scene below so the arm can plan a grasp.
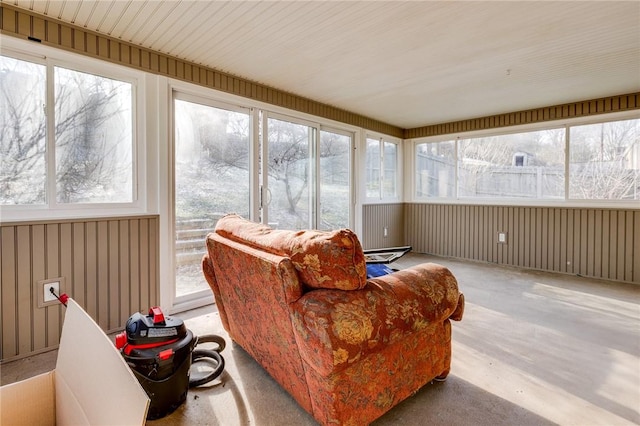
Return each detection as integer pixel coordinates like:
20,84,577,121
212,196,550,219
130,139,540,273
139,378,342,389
202,214,464,426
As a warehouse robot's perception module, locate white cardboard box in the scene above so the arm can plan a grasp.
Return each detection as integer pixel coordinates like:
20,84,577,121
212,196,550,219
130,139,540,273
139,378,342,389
1,298,149,425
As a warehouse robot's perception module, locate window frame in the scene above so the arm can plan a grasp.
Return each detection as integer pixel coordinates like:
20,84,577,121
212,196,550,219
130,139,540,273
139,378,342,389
171,90,254,306
1,38,147,222
408,110,640,208
165,78,362,312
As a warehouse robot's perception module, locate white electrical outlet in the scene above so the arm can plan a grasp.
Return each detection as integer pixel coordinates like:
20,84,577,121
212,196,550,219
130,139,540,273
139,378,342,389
383,227,388,237
43,281,60,303
35,277,66,308
498,232,507,244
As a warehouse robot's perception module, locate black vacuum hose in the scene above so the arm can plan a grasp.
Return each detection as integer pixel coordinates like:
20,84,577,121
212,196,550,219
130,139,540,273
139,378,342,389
189,334,226,388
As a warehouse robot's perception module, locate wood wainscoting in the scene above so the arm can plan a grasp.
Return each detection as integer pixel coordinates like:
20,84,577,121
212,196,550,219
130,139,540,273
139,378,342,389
362,203,405,249
404,204,639,284
0,215,159,362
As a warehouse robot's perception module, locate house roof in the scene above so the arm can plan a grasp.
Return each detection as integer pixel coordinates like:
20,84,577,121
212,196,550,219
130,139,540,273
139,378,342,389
4,1,639,129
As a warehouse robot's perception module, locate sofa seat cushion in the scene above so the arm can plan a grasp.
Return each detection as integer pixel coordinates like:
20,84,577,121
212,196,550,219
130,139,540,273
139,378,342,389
291,263,462,377
215,214,367,290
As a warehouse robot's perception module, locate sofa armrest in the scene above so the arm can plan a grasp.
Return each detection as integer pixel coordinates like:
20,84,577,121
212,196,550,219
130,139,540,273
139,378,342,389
367,262,463,323
290,262,463,376
202,254,231,332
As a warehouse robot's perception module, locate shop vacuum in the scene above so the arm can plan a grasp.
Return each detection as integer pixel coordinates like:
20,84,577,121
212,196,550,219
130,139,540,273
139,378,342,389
115,307,226,420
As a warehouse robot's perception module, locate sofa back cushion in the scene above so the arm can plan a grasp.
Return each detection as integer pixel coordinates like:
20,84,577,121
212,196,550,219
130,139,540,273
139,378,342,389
215,214,367,291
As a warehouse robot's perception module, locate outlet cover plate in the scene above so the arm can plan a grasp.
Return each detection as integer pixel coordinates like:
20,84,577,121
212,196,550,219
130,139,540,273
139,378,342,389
35,277,66,308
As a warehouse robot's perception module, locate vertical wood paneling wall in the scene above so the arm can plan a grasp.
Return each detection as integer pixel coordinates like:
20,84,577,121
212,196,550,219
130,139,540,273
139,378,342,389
362,204,405,249
401,204,639,284
0,4,403,139
0,216,159,362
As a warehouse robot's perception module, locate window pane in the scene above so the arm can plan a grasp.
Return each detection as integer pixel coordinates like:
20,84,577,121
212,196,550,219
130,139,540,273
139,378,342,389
382,141,397,198
365,138,380,198
569,119,640,200
174,99,251,297
55,67,133,203
416,140,455,197
319,130,350,230
0,56,47,205
458,130,565,199
267,117,312,230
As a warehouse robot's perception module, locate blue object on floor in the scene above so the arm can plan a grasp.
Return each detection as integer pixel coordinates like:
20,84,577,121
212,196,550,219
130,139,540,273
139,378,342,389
366,263,394,278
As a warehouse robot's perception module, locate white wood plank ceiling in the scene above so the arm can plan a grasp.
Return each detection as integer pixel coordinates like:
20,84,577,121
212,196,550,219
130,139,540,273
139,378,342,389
3,1,639,129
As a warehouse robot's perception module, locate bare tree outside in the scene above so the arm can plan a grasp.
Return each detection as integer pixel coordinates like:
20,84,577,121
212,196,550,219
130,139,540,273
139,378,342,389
1,56,47,204
55,67,132,203
265,118,352,230
267,117,311,226
570,119,640,200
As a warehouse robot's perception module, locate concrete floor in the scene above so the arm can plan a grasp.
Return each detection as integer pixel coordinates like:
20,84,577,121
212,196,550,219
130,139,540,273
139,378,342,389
2,254,639,425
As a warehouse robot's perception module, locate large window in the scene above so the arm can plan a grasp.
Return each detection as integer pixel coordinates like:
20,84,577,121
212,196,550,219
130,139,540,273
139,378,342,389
569,119,640,200
1,53,137,214
55,67,133,203
265,116,314,230
366,136,399,200
172,98,354,301
458,129,564,199
415,117,639,202
262,114,353,230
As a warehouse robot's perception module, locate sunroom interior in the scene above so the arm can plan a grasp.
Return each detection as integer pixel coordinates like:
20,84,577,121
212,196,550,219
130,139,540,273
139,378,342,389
0,1,639,424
